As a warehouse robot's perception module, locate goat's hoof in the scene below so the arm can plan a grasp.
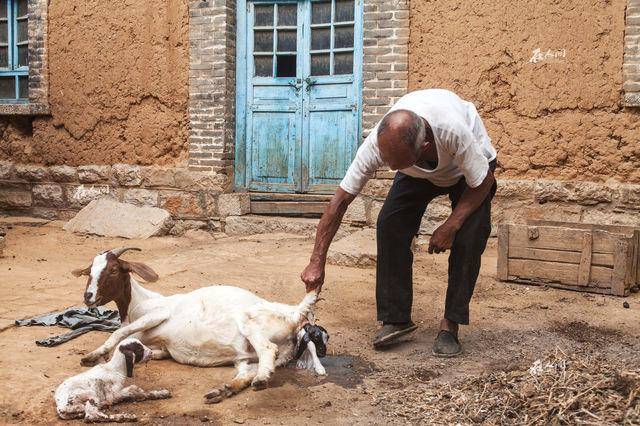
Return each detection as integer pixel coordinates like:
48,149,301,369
251,378,268,391
204,386,231,404
150,389,171,400
80,355,100,367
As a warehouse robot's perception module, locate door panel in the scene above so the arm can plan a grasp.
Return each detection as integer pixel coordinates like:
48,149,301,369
236,0,362,194
250,112,296,183
245,1,303,192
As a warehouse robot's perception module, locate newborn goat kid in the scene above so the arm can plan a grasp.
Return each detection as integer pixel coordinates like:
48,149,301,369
72,248,329,403
55,338,170,422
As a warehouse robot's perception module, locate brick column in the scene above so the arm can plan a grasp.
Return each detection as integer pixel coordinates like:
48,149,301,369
361,0,410,138
188,0,237,181
625,0,640,106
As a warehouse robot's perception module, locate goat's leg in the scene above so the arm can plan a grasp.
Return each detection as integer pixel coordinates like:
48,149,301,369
81,311,169,366
245,333,278,390
108,385,171,406
82,400,137,423
151,348,171,360
204,360,257,404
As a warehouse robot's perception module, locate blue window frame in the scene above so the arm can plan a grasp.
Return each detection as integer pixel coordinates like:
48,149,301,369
0,0,28,102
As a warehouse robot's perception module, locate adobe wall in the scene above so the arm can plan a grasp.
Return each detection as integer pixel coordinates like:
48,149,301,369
409,0,640,184
0,0,189,166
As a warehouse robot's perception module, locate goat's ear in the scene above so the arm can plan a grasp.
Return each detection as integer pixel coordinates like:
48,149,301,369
120,261,159,283
119,346,135,378
71,266,91,277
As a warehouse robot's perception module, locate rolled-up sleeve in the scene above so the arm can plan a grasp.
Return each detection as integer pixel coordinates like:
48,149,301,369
339,133,383,195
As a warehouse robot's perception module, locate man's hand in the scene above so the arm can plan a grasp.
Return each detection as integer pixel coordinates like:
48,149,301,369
300,260,325,293
428,222,459,254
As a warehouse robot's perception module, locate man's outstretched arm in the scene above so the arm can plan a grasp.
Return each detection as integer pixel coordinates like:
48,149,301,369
300,188,356,292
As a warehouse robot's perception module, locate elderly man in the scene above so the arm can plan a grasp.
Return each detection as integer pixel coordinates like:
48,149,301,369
300,88,497,357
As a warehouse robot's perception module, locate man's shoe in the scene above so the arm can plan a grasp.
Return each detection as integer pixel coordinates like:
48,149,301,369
432,330,462,357
372,322,418,349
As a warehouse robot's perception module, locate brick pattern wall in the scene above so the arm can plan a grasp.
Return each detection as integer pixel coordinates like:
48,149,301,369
625,0,640,106
187,0,236,179
361,0,409,137
0,0,49,115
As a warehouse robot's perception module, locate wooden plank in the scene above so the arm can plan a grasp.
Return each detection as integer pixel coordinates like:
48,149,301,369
250,201,327,215
506,278,615,296
508,226,619,254
508,246,613,267
528,220,639,235
577,232,593,286
507,259,612,288
249,192,332,202
497,224,509,280
612,240,633,296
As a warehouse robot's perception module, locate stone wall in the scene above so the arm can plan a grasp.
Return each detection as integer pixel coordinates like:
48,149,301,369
0,160,237,235
343,177,640,234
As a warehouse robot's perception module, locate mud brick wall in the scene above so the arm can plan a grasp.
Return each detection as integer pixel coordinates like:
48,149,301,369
409,0,640,184
0,161,235,234
0,0,189,166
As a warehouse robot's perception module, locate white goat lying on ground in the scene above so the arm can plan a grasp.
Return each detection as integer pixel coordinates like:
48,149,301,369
72,247,329,403
55,337,171,422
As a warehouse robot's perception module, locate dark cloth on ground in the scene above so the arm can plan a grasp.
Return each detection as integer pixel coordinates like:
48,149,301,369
15,307,121,347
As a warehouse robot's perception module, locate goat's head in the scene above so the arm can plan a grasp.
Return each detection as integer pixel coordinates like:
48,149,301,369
294,324,329,375
117,338,153,377
71,247,159,307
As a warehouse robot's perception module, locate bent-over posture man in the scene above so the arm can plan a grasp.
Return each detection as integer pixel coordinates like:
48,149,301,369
300,88,497,357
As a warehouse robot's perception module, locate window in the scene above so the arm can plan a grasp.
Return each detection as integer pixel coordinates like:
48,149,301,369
0,0,28,102
310,0,354,76
253,3,298,78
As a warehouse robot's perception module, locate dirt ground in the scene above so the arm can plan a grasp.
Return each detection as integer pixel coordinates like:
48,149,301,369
1,220,639,425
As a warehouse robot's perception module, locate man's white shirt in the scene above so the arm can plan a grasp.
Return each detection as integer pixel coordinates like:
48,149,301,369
339,89,497,195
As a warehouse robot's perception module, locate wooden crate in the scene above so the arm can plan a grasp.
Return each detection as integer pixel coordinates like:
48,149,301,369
497,221,640,296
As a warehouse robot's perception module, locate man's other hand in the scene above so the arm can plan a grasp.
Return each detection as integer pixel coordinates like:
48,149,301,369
428,222,459,254
301,261,325,293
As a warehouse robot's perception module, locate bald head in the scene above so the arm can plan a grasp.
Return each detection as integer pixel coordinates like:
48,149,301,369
377,109,426,170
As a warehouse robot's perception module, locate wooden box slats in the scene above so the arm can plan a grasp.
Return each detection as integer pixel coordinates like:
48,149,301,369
497,221,640,296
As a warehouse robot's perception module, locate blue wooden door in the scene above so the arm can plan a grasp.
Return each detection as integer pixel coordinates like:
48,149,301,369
236,0,362,193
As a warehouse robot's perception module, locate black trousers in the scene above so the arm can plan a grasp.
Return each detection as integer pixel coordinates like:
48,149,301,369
376,161,496,325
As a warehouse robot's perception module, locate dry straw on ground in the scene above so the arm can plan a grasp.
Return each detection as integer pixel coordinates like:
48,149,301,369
375,348,640,425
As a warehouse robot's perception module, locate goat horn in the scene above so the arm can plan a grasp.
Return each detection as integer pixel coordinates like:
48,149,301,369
110,247,142,258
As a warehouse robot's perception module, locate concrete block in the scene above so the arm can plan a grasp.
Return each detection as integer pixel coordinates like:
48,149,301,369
15,165,48,181
218,193,250,217
344,196,368,223
327,228,377,268
140,167,176,187
123,188,159,207
49,165,78,183
32,184,65,207
64,199,172,239
65,184,114,208
159,191,205,219
0,190,32,208
78,165,112,183
112,164,142,186
0,161,16,180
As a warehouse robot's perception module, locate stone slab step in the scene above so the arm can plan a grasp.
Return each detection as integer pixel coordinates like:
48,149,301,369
250,200,328,216
327,228,377,268
249,192,332,202
224,215,356,239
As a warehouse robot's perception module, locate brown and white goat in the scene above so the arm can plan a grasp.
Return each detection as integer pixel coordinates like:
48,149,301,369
72,248,328,403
